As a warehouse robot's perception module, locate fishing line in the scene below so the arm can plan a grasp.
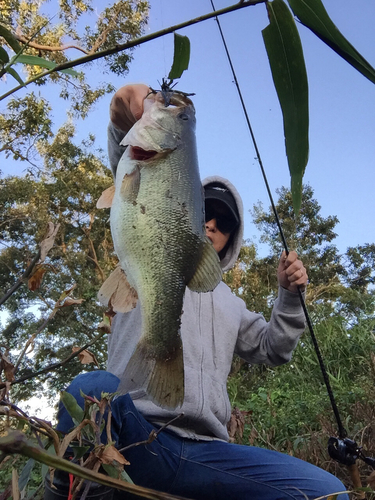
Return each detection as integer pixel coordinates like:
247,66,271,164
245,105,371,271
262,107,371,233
159,0,168,78
209,0,347,439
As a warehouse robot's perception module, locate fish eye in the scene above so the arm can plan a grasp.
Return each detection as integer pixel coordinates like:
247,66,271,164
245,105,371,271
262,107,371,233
178,113,189,121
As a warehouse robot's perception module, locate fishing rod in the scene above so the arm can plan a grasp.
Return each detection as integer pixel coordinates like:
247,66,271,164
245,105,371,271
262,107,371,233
209,0,375,489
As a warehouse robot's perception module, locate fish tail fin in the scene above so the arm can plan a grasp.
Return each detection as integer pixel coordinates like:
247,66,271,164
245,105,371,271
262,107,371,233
118,340,184,410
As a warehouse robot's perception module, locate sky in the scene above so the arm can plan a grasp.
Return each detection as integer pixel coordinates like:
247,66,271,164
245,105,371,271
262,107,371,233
1,0,374,258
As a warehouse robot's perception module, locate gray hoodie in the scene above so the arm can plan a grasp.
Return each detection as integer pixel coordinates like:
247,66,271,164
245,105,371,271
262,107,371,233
107,122,305,442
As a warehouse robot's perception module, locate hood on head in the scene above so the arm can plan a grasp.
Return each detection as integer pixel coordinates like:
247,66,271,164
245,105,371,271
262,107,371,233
202,176,244,272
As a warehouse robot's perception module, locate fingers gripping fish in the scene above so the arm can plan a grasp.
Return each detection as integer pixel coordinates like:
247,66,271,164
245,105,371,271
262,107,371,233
98,92,222,409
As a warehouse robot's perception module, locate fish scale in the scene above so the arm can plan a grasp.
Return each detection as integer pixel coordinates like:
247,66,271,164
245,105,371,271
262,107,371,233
101,92,222,409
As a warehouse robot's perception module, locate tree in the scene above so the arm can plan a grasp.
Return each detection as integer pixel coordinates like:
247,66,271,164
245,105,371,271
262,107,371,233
225,185,375,322
0,0,149,402
0,0,149,167
226,187,375,487
0,126,114,401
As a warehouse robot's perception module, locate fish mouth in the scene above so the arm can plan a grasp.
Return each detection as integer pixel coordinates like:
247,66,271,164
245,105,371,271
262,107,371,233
130,146,158,161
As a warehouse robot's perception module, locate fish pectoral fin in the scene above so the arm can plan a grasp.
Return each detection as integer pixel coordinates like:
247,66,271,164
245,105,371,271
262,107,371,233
97,265,138,313
187,237,222,292
117,340,184,410
120,165,140,203
96,185,115,209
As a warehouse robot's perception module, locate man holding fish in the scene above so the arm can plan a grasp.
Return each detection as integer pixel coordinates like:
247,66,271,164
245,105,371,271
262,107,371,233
56,84,348,499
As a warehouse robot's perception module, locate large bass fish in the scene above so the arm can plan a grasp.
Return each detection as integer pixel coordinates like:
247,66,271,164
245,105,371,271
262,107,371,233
98,91,222,409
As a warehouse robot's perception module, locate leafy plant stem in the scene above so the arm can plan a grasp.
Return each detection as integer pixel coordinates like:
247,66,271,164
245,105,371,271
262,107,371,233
0,0,265,102
0,430,192,500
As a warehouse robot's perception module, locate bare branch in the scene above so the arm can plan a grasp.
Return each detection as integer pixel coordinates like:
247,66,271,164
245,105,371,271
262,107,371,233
0,250,40,307
0,329,107,390
83,217,105,282
15,34,89,54
118,414,184,453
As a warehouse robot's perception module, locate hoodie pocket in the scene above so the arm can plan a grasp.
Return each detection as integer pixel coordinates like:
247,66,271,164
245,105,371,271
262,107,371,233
206,376,231,426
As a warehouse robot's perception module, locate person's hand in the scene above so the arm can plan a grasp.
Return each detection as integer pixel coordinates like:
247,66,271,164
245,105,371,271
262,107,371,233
110,83,150,132
277,250,308,292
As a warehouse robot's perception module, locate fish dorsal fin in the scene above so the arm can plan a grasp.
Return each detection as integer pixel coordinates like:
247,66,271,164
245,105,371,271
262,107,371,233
187,237,222,292
120,166,140,203
96,185,115,209
98,265,138,313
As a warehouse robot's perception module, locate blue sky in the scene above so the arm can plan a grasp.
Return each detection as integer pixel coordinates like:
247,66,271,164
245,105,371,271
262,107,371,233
1,0,374,256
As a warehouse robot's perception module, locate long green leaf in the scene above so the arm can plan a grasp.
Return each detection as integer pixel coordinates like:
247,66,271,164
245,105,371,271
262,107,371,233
168,32,190,80
0,46,9,64
15,54,57,69
287,0,375,84
60,391,84,426
14,54,79,76
7,67,24,85
262,0,309,214
0,24,22,53
102,464,134,484
18,458,35,492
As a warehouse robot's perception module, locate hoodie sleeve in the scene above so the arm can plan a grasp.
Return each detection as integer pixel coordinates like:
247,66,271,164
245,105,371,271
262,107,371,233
234,287,306,366
107,121,127,177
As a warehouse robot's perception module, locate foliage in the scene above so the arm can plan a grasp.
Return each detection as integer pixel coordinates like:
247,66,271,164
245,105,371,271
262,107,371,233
0,393,164,499
227,313,375,486
0,128,115,400
0,0,150,403
233,184,375,321
0,0,149,93
225,184,375,489
260,0,375,213
263,0,309,213
0,0,149,166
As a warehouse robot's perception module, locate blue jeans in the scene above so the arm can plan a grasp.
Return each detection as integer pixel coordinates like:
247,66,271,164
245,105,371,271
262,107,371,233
57,371,348,500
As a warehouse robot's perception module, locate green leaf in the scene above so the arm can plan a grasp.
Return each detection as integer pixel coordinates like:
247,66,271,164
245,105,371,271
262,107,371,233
14,54,79,77
0,24,22,53
287,0,375,85
15,54,57,69
7,67,24,85
0,46,9,64
70,443,90,460
18,458,35,492
60,390,84,426
168,32,190,80
102,464,134,484
120,469,134,484
262,0,309,214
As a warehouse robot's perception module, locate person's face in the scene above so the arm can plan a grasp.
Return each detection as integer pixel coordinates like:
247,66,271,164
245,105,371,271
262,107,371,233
205,200,235,254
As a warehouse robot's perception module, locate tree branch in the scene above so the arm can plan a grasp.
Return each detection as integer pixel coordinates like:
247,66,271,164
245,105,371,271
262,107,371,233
0,250,40,307
0,330,107,390
118,414,184,454
0,0,265,102
83,216,105,282
0,144,40,169
15,34,89,54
